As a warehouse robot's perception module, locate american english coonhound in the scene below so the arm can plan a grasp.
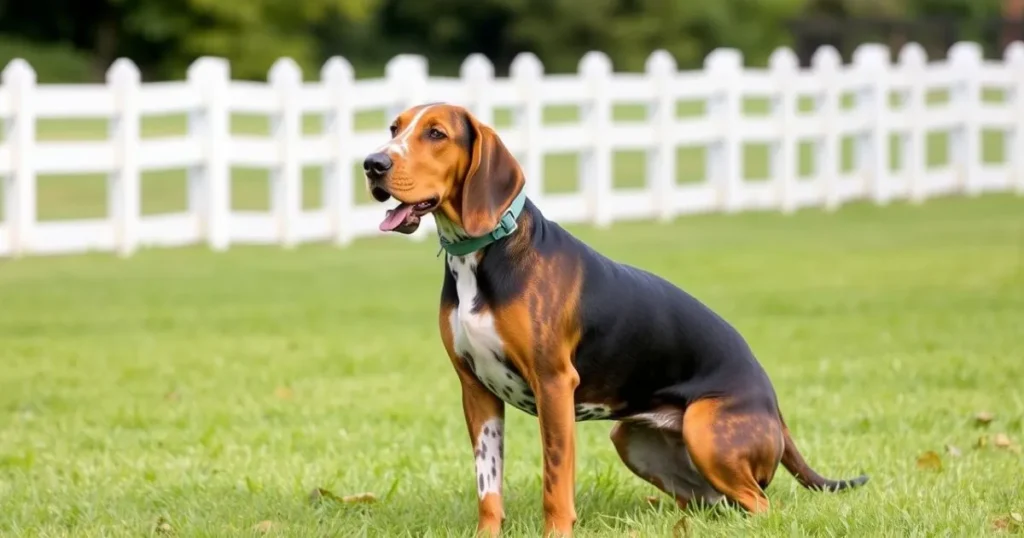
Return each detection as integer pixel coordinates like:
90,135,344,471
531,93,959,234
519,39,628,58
362,103,868,536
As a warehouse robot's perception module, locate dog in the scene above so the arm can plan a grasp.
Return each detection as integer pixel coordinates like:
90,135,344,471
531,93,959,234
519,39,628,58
363,103,868,536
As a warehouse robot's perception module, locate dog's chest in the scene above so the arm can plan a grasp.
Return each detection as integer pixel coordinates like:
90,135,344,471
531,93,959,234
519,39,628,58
445,254,612,422
447,254,539,416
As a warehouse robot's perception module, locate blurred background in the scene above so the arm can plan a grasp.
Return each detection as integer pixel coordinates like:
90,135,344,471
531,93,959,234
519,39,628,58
1,0,1023,83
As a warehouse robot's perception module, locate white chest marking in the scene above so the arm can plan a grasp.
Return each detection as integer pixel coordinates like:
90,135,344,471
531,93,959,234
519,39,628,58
447,254,538,416
445,253,615,423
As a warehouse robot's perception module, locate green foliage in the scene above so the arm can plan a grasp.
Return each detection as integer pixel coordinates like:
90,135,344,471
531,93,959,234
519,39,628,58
808,0,1004,18
372,0,806,74
0,0,1016,81
0,0,381,80
171,0,380,79
0,35,93,82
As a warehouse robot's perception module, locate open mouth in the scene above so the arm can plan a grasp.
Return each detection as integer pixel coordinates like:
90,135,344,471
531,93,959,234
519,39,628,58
377,193,439,234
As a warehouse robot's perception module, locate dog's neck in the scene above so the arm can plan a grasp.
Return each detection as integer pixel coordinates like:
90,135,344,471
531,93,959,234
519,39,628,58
433,212,473,247
435,200,536,266
433,190,529,259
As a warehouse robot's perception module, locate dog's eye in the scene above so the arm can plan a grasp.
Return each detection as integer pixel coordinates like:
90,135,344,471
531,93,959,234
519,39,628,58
428,128,446,140
389,124,398,136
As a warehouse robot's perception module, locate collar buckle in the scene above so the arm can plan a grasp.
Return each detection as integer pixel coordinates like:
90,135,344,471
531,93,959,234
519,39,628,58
494,207,519,237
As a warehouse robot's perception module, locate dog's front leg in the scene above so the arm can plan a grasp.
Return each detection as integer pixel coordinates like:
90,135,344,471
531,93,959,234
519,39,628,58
455,368,506,536
534,365,580,537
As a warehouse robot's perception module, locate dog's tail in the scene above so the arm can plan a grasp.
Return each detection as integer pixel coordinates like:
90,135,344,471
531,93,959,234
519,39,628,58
779,417,869,492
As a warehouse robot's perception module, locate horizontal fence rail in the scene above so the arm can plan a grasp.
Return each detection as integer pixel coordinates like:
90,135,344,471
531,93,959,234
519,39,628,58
1,42,1022,258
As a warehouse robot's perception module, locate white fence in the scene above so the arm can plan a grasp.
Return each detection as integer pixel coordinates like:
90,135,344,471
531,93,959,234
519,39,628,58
1,42,1023,258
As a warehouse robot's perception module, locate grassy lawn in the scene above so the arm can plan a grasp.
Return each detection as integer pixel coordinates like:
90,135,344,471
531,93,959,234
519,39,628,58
1,193,1022,536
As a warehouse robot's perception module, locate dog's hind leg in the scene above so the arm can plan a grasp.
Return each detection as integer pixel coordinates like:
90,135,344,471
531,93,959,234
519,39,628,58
610,413,725,510
680,397,785,514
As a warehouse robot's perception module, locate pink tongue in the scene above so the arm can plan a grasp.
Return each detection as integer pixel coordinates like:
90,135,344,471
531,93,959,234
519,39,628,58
379,203,415,231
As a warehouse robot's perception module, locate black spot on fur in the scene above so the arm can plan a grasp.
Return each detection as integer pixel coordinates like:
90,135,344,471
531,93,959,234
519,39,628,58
483,426,490,436
478,473,484,493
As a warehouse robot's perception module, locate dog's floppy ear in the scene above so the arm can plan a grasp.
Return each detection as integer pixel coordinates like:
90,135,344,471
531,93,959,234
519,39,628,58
460,111,525,238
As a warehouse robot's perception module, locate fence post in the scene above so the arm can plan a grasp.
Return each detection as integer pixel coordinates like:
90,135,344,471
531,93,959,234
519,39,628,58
948,42,982,196
511,53,545,202
646,50,677,222
384,54,430,240
899,43,928,204
579,51,613,228
186,57,230,251
2,60,36,257
461,54,495,126
1006,42,1024,196
852,43,892,205
769,47,799,214
106,59,141,257
705,49,743,213
322,57,355,246
269,58,303,248
812,46,842,212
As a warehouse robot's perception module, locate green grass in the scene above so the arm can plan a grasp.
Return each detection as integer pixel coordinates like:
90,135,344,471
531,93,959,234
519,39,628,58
2,88,1010,222
1,193,1023,537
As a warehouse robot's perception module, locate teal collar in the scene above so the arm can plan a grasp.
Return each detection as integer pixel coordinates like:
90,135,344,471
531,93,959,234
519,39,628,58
439,190,527,257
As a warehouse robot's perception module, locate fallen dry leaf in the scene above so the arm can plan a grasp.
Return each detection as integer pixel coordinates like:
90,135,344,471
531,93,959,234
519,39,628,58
163,391,179,402
252,520,275,534
308,487,343,504
916,450,942,471
994,433,1013,448
308,487,377,505
993,512,1024,532
945,444,962,457
975,411,995,426
672,517,689,538
154,516,173,535
274,386,293,400
342,492,378,504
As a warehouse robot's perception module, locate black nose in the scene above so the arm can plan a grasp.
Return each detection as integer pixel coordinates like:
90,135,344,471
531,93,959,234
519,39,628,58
363,152,392,176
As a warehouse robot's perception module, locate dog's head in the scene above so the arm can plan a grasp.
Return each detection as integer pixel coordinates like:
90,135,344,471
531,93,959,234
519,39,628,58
363,103,524,237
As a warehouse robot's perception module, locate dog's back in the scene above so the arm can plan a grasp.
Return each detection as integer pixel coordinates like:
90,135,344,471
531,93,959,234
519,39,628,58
519,201,780,418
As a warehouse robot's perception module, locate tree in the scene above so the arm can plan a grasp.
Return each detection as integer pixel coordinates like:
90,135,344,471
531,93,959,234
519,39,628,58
367,0,806,75
0,0,380,80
